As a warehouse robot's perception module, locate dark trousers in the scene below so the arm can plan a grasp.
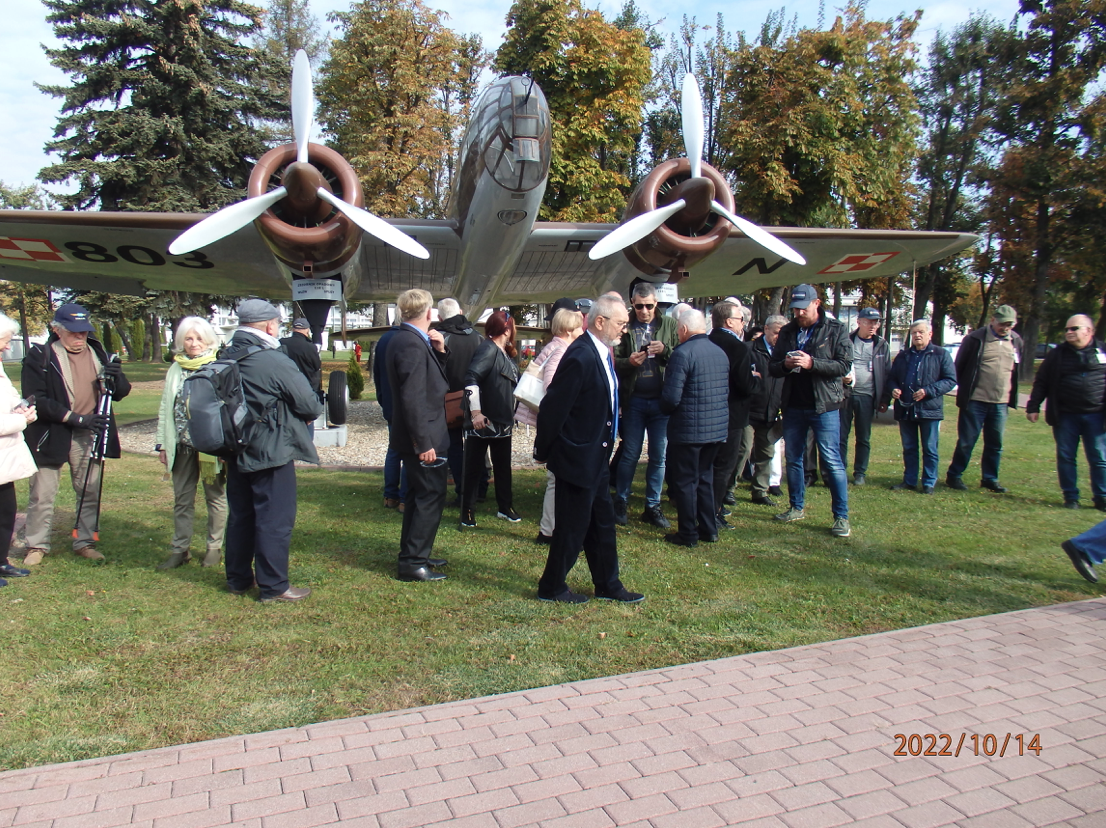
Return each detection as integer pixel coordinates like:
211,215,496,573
399,456,448,570
538,466,623,599
462,435,513,515
948,400,1008,484
225,461,297,598
714,425,752,511
0,482,14,565
447,427,464,496
668,441,721,542
840,393,875,475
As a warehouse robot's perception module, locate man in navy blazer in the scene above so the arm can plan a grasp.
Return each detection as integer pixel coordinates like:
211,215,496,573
535,295,644,604
385,289,451,582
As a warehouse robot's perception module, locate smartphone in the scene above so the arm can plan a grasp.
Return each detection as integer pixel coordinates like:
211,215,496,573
17,395,34,409
640,343,649,353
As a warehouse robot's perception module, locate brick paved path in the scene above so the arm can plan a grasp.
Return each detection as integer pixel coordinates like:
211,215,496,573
3,598,1105,828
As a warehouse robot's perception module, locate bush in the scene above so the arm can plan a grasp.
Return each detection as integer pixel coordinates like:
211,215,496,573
346,350,364,400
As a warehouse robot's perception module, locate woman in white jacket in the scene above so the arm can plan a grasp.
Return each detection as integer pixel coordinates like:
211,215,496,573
0,313,38,586
154,317,228,569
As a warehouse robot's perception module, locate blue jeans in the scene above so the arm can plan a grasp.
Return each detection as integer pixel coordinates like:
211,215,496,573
1069,518,1106,565
1053,411,1106,502
947,400,1008,484
615,395,668,508
782,408,848,519
899,418,941,488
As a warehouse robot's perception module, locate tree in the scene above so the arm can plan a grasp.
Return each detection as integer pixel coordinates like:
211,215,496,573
495,0,652,221
252,0,329,145
0,181,56,211
38,0,287,212
317,0,484,219
985,0,1106,378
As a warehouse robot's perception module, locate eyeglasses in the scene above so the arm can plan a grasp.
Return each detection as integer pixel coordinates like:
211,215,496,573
633,303,655,310
1067,326,1086,332
600,316,628,331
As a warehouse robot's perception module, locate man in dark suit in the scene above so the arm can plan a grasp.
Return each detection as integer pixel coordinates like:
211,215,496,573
385,289,451,582
535,294,644,604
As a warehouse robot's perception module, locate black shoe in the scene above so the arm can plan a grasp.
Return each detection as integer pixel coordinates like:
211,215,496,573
397,566,446,582
613,498,628,526
459,511,477,528
497,508,522,522
921,486,935,495
1062,540,1099,583
698,533,719,543
768,486,783,497
663,533,697,548
538,590,588,603
723,491,736,506
717,515,737,530
535,533,552,545
852,473,866,486
1096,496,1106,512
641,506,670,529
596,587,645,603
719,505,732,517
945,475,968,490
981,480,1008,493
0,563,30,578
891,483,916,492
428,558,448,568
751,495,777,507
1064,500,1081,509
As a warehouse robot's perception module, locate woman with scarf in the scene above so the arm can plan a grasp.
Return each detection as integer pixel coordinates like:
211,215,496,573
155,317,228,569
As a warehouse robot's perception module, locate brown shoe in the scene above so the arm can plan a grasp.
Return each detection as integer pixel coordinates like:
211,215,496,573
74,547,105,560
22,548,46,566
384,498,401,509
260,586,311,603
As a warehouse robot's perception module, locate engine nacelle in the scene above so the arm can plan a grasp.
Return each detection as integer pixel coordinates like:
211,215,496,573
250,143,364,277
622,158,735,278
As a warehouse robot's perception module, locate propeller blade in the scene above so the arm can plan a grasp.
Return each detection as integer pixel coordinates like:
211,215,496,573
711,201,806,265
682,73,704,180
588,199,687,260
168,187,288,255
292,49,313,164
317,188,430,260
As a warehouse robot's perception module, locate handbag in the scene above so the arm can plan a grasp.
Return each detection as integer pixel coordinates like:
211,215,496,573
513,358,545,411
444,390,464,430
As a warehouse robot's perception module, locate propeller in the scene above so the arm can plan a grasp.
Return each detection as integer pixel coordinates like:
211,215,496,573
169,49,429,260
590,73,806,266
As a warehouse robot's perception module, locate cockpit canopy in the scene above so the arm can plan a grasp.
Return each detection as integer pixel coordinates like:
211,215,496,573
461,76,551,194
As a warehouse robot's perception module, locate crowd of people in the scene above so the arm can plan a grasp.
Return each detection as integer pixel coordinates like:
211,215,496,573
2,287,1104,597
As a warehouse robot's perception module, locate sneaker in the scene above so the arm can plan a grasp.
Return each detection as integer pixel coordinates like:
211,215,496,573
497,509,522,523
538,590,589,603
459,511,477,529
1064,500,1081,509
0,564,30,578
852,473,866,486
260,586,311,603
74,546,105,560
830,518,851,538
22,548,46,566
774,507,805,523
921,486,935,495
613,498,628,526
596,587,645,603
641,506,670,529
1062,540,1099,583
535,532,552,545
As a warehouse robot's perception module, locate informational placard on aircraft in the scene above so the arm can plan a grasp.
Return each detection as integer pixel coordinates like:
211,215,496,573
293,279,342,301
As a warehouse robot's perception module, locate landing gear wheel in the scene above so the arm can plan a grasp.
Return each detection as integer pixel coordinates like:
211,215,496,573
327,371,348,425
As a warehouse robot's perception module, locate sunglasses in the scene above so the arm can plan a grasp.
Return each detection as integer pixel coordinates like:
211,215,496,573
633,303,655,310
1067,326,1086,332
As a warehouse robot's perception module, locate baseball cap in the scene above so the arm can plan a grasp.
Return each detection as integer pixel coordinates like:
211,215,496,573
789,284,819,309
292,317,310,330
54,303,94,333
550,298,578,315
857,307,881,321
992,305,1017,324
237,298,280,324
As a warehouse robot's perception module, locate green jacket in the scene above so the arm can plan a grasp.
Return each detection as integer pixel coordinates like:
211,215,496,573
613,313,679,399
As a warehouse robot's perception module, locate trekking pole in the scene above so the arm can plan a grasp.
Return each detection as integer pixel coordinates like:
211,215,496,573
73,357,116,543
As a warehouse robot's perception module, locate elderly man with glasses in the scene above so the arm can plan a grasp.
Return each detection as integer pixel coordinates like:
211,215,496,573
611,282,679,530
1026,314,1106,510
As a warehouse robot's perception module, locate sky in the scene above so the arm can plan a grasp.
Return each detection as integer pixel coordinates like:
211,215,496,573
1,0,1023,197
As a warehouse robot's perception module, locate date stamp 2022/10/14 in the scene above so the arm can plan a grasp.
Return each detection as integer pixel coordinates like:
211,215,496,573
893,733,1042,758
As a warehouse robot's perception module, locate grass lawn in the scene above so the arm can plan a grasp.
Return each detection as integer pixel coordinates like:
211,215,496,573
0,405,1100,770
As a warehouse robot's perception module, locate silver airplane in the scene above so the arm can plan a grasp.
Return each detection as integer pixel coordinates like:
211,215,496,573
0,51,976,336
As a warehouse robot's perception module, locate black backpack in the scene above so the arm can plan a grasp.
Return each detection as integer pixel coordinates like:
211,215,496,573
181,345,264,457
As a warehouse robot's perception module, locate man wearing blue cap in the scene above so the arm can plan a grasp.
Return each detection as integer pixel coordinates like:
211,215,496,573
840,307,891,486
768,285,853,537
20,303,131,564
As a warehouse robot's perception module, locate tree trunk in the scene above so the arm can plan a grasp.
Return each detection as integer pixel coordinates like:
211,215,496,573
932,298,947,346
914,263,937,320
17,288,29,355
149,314,162,363
766,286,786,318
367,302,389,382
832,283,842,319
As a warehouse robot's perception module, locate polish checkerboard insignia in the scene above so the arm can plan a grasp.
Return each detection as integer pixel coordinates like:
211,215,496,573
0,237,70,263
818,252,899,275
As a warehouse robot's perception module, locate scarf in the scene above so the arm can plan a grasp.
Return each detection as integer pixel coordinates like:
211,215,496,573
173,350,224,483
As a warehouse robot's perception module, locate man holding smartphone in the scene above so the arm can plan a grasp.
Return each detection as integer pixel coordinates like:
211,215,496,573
768,285,853,537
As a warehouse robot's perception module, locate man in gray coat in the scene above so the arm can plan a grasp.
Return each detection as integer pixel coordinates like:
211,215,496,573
660,309,730,547
224,299,322,603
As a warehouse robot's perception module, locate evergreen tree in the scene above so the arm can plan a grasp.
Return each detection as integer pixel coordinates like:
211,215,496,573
38,0,288,212
253,0,329,145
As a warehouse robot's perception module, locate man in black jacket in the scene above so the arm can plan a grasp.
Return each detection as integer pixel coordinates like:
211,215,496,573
1026,314,1106,509
708,301,759,526
946,305,1025,493
21,303,131,565
387,289,452,582
749,315,787,506
279,318,322,394
768,285,852,538
434,297,481,503
840,307,891,486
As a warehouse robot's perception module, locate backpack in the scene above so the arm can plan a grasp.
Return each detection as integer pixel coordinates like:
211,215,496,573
181,345,264,457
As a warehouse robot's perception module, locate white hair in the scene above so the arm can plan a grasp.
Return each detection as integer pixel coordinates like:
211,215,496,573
678,308,707,333
437,297,461,319
174,316,220,352
909,319,932,332
765,314,787,329
0,313,20,338
587,294,626,327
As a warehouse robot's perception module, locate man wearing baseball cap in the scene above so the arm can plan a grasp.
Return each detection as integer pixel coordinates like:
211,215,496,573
946,304,1024,493
768,285,853,537
839,307,892,486
20,303,131,564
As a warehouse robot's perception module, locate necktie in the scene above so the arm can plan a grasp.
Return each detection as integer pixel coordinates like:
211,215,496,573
607,349,619,443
